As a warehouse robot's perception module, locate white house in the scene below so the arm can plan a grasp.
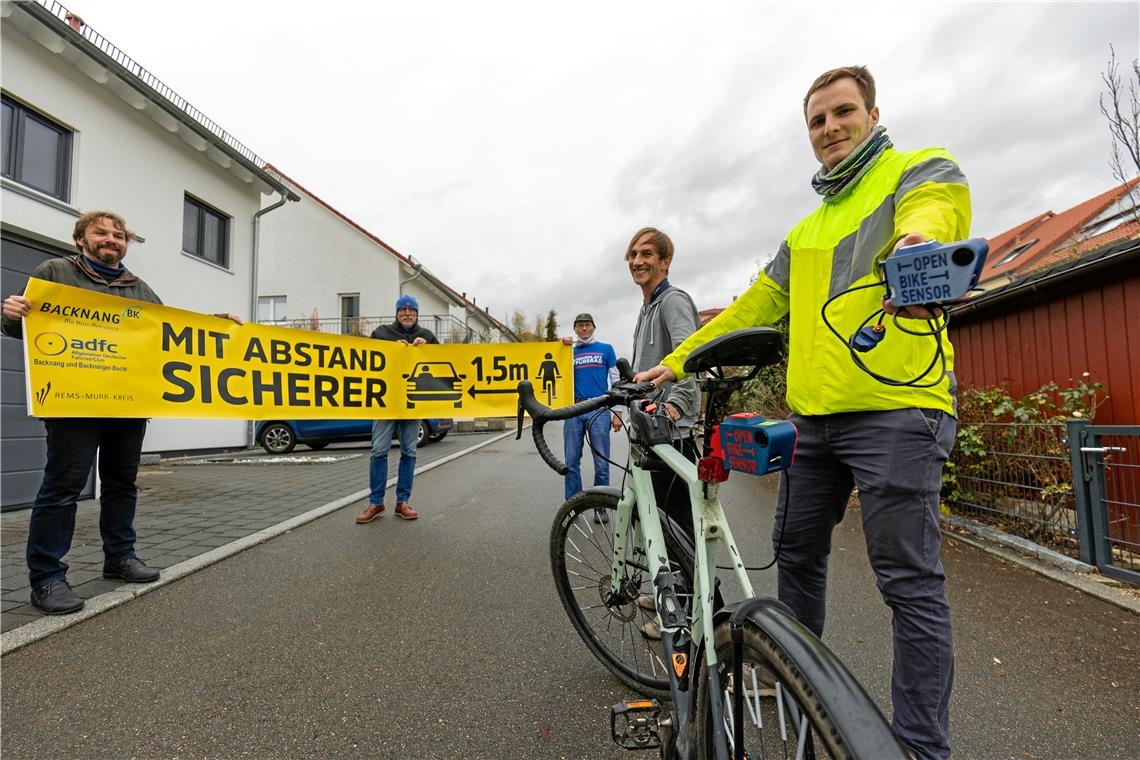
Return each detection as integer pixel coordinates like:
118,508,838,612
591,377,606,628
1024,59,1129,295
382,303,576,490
1,1,514,509
0,1,296,507
257,169,516,344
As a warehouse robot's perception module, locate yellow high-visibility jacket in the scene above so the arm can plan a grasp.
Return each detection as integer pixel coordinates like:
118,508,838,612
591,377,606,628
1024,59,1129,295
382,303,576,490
662,147,971,416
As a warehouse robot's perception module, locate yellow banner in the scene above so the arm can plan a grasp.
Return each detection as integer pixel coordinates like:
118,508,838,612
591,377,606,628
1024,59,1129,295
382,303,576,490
21,280,572,419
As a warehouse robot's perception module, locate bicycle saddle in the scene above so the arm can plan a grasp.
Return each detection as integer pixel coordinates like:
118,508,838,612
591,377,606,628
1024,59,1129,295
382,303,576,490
682,327,784,375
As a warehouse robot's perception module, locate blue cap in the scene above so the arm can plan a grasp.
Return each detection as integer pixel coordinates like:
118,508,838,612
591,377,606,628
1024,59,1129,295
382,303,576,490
395,294,419,312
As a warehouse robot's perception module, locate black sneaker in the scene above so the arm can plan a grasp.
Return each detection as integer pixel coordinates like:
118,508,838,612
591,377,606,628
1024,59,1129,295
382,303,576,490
103,556,160,583
30,579,85,615
593,508,610,525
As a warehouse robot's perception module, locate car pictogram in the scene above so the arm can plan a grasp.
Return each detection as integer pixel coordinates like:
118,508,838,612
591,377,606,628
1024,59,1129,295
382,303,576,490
403,361,467,408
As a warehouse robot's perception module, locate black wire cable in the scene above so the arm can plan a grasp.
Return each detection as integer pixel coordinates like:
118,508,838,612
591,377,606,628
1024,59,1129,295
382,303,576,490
582,406,630,475
821,279,953,388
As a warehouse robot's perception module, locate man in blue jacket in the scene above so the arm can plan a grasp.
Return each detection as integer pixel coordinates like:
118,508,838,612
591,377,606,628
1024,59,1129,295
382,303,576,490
356,294,438,523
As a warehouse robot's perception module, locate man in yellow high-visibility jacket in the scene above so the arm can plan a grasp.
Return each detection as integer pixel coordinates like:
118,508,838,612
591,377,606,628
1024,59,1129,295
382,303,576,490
637,66,969,760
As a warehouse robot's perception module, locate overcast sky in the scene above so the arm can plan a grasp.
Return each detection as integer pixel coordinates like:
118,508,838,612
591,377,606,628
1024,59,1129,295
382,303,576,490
67,0,1139,351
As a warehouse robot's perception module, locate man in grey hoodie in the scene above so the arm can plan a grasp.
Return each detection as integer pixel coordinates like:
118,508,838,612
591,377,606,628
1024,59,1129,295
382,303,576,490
623,226,702,640
624,227,702,536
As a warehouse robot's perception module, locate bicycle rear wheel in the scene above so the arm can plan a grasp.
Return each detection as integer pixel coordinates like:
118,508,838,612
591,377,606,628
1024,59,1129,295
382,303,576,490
549,491,694,698
696,613,907,760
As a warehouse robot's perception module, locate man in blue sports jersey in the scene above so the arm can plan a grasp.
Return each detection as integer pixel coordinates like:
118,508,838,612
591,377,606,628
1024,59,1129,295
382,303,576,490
562,313,619,522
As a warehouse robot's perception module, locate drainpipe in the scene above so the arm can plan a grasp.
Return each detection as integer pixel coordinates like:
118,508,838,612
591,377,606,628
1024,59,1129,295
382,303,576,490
400,261,424,295
251,192,291,322
246,191,293,447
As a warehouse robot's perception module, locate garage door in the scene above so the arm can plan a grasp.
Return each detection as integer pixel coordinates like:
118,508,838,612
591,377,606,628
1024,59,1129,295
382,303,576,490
1,232,94,511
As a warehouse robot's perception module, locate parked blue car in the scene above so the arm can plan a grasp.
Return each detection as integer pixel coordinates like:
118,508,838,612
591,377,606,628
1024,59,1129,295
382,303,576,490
255,417,452,455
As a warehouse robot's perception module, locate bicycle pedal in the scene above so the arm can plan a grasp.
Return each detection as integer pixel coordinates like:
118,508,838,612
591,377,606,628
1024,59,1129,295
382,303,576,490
610,699,663,751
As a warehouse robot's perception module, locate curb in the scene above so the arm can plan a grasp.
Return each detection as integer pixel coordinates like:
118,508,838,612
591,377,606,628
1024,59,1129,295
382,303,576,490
941,514,1094,575
1,428,519,656
942,515,1140,615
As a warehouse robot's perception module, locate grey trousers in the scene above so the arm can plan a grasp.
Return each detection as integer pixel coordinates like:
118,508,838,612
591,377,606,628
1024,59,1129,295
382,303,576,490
773,409,956,760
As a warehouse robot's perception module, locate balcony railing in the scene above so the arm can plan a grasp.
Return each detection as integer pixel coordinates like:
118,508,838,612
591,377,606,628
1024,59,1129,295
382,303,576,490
258,315,493,344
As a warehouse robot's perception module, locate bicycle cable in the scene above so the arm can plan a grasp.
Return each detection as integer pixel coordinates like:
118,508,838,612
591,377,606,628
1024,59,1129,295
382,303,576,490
583,405,631,475
714,470,791,571
821,279,951,388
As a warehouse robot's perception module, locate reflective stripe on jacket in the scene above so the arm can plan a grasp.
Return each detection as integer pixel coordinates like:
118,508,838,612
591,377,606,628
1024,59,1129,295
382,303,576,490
662,146,971,416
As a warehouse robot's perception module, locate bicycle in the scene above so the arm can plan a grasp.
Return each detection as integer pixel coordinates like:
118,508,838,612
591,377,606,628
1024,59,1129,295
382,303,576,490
517,327,907,760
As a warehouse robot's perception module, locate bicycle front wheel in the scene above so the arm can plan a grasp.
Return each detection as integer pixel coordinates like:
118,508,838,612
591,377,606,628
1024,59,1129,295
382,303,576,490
550,490,694,698
696,614,908,760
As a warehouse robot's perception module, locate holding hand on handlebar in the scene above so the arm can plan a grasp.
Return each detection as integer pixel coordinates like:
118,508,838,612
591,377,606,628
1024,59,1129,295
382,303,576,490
633,364,678,388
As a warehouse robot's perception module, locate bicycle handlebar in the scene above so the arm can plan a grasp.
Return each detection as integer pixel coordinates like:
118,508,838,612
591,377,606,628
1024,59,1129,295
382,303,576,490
516,377,656,475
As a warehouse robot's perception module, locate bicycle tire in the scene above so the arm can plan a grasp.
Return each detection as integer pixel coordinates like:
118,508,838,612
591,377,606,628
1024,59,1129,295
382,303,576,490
695,614,908,760
550,490,695,698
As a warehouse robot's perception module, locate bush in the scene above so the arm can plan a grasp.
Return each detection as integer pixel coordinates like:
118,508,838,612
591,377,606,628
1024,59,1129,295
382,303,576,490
942,374,1106,546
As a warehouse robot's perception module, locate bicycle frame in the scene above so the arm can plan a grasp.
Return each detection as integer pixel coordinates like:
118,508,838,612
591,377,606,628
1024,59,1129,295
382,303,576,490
610,421,755,760
519,328,907,760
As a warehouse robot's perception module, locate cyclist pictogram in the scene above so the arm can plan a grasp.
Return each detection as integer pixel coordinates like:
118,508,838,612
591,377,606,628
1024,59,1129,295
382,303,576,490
535,352,561,405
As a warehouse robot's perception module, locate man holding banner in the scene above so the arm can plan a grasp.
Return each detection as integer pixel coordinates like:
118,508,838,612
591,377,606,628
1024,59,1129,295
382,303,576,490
1,210,238,615
356,294,438,524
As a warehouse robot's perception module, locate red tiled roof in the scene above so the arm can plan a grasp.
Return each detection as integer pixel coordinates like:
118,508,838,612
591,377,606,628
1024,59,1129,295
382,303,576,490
699,307,724,326
1022,217,1140,274
979,179,1140,282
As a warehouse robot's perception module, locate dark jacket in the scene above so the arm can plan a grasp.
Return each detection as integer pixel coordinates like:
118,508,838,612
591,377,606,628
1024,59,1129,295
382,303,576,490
370,320,439,345
2,255,162,339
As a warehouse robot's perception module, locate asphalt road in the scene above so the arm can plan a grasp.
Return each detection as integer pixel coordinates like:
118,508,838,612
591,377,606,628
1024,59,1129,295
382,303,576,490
1,430,1137,759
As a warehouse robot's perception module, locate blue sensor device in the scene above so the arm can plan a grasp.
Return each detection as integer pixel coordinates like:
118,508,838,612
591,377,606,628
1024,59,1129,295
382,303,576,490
880,238,989,307
715,414,797,477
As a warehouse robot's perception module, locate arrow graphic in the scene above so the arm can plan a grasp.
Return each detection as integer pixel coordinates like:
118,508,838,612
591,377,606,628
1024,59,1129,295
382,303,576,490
467,386,519,399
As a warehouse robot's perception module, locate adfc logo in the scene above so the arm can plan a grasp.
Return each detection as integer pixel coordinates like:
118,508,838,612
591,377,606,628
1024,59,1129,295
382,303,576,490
34,332,67,356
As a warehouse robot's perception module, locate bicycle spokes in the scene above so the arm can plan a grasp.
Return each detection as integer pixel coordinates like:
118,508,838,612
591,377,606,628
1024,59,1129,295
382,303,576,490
723,670,821,760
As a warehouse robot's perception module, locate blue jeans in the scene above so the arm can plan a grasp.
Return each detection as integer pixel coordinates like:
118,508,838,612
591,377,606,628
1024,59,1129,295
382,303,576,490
563,409,611,500
27,418,148,587
370,419,419,505
773,409,957,760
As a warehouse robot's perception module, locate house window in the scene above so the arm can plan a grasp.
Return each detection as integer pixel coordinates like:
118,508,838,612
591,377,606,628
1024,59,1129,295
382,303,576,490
182,195,230,267
257,295,287,324
340,293,361,335
1,95,73,201
996,239,1038,267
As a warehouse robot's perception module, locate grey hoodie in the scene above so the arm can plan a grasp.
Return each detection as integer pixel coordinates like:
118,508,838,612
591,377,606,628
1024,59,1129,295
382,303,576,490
631,284,701,432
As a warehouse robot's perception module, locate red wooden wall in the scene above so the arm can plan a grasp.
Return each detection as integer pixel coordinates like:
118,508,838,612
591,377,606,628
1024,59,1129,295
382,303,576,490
950,260,1140,425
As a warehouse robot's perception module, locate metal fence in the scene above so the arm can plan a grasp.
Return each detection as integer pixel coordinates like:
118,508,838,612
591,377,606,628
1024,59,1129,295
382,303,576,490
1069,422,1140,584
943,422,1080,556
943,420,1140,583
259,315,490,344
